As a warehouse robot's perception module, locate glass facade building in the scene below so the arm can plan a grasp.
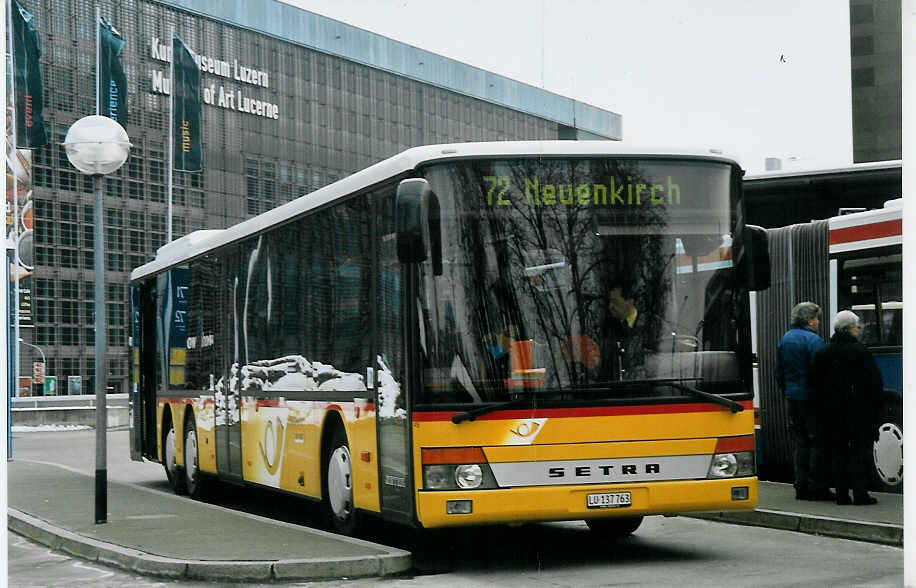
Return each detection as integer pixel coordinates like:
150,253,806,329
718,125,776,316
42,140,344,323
849,0,901,162
14,0,621,395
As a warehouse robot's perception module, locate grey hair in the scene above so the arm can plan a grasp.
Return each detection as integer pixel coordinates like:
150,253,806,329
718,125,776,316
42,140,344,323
833,310,860,334
790,302,821,327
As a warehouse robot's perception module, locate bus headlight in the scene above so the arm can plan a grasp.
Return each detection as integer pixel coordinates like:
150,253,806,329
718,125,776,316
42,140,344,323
421,447,498,490
707,451,755,478
424,465,455,489
422,463,497,490
455,464,483,489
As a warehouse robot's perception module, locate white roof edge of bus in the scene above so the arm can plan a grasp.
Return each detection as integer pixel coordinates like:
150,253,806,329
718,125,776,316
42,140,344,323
744,159,902,181
130,141,740,281
828,196,903,229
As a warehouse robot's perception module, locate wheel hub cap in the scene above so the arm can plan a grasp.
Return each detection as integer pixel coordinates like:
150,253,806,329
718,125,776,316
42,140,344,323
328,446,353,519
873,422,903,486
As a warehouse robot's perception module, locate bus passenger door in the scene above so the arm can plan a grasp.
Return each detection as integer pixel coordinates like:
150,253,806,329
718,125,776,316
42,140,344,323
132,281,159,461
215,249,243,480
376,195,416,524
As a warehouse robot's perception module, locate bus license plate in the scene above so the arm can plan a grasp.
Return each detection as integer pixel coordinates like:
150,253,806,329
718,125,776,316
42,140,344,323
587,492,631,509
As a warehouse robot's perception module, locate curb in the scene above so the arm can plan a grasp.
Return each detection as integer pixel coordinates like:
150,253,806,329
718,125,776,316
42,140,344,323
8,508,412,582
688,509,903,546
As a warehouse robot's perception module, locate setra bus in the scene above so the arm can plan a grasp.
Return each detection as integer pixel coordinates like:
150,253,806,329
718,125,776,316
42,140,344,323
752,198,903,490
129,141,770,536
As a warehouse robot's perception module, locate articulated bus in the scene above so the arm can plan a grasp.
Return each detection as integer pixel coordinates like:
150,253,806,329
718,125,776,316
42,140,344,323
129,141,770,537
753,198,903,491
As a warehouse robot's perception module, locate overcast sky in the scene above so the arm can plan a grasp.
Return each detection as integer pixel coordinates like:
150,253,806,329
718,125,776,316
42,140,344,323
283,1,853,174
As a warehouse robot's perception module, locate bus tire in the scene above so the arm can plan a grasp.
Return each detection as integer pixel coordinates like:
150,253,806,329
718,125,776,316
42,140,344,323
585,516,643,539
183,411,208,499
871,398,903,492
162,409,187,495
323,425,360,535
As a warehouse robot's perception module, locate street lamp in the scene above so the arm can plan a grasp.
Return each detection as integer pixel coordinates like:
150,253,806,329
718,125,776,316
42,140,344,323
18,338,46,395
63,115,131,525
18,338,45,364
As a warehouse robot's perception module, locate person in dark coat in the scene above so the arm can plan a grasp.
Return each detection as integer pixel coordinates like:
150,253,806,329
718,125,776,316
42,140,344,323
775,302,831,500
811,310,883,505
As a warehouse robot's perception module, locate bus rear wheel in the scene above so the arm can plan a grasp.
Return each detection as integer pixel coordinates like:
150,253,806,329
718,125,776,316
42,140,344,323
323,426,360,535
183,412,208,499
162,412,187,495
586,516,643,539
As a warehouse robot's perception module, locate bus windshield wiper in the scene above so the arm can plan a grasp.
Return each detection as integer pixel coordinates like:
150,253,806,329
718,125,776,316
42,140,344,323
653,381,745,413
451,395,540,424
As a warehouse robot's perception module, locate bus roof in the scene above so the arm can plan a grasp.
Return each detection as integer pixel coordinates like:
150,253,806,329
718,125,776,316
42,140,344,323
828,198,902,254
744,159,901,182
130,141,740,281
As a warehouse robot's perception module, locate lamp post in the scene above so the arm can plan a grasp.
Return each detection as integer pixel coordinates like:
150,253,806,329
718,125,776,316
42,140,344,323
18,338,45,364
63,115,131,525
18,338,45,395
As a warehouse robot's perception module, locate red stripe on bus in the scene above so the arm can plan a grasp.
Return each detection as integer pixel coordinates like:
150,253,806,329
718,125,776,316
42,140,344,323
829,219,902,245
413,400,753,422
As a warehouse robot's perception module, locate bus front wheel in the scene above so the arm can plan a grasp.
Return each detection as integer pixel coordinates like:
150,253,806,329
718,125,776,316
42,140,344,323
162,411,187,495
586,516,643,539
324,426,360,535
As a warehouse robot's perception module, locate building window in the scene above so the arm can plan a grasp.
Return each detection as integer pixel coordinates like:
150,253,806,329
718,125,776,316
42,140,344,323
36,247,55,266
851,36,874,57
129,181,145,199
35,298,55,323
37,326,56,346
60,300,79,324
59,249,78,268
60,326,79,346
852,67,875,87
35,279,55,298
850,3,873,24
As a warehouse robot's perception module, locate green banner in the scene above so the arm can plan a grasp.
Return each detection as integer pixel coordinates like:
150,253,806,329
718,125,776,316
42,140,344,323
172,36,203,172
10,0,48,148
99,16,128,125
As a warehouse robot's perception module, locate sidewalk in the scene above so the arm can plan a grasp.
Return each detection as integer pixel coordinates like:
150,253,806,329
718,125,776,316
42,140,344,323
6,460,411,582
690,480,903,546
7,463,901,585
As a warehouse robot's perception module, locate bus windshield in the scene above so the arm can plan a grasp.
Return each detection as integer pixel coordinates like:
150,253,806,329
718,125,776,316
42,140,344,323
415,157,747,407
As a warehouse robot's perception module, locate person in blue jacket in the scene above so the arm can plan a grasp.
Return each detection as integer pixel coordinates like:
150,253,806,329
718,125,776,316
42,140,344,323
775,301,833,500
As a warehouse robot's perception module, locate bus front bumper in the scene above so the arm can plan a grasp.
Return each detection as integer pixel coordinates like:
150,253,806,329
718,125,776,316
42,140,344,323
415,477,757,528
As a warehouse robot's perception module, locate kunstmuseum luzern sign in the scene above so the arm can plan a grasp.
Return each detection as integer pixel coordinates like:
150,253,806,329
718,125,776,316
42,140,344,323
148,37,280,120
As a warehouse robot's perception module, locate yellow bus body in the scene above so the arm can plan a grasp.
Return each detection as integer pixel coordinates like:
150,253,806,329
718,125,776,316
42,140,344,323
159,396,755,528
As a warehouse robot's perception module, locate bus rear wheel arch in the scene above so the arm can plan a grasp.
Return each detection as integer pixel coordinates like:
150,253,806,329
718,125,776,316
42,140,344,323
322,422,360,535
162,407,187,495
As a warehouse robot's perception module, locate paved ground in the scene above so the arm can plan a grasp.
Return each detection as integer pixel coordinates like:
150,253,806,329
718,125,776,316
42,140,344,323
7,459,410,582
5,428,903,583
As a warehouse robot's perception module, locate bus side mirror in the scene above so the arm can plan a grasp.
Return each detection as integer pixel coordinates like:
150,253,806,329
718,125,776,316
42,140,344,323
396,178,442,275
741,225,770,291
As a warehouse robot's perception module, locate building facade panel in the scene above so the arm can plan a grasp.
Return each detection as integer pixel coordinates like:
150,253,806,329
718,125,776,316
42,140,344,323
14,0,620,395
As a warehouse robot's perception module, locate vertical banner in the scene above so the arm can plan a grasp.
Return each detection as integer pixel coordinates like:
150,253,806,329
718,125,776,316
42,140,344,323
172,36,202,172
98,16,128,125
10,0,48,149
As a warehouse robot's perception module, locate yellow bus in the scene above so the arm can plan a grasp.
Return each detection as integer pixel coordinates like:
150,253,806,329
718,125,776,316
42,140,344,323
129,141,770,537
